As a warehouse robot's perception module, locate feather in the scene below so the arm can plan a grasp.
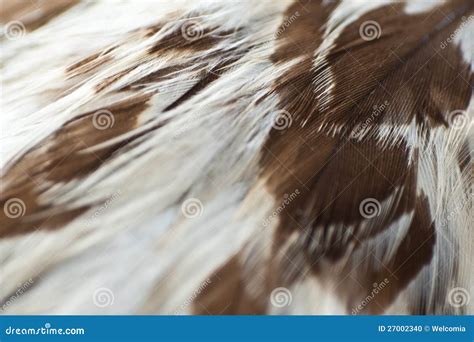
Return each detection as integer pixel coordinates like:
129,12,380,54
0,0,472,315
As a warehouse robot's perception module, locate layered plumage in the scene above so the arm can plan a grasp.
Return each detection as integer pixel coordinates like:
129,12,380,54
0,0,472,314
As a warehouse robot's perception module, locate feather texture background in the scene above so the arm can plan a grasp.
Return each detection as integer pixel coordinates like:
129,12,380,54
0,0,472,315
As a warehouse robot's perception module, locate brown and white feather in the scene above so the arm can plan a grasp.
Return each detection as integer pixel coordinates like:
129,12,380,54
0,0,472,315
